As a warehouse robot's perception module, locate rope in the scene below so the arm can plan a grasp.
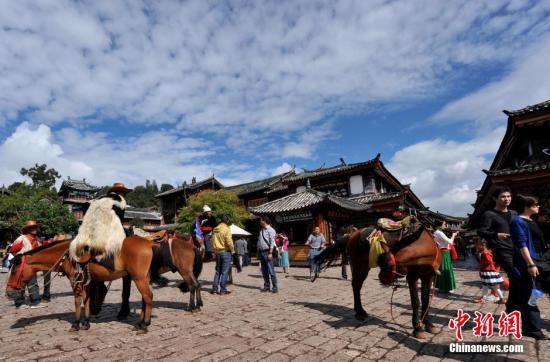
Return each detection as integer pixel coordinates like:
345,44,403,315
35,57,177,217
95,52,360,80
24,252,68,291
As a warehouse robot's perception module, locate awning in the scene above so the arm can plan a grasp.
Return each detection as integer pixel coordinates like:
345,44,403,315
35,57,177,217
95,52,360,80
230,224,252,236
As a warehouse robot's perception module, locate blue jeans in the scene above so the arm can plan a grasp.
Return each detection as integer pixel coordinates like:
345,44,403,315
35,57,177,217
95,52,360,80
259,250,278,291
212,252,232,292
308,248,322,274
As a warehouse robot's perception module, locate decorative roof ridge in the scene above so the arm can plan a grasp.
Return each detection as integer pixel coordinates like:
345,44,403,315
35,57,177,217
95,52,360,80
503,99,550,117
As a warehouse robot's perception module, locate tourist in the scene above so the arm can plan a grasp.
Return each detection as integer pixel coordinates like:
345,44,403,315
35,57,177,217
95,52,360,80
9,220,44,309
277,232,290,276
306,226,326,282
210,215,234,295
257,216,278,293
434,221,458,293
200,205,217,261
234,236,248,271
509,195,548,340
477,187,517,284
474,239,505,304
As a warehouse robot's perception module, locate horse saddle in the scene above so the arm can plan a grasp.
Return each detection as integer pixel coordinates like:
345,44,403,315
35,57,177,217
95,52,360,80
90,251,116,271
377,216,411,231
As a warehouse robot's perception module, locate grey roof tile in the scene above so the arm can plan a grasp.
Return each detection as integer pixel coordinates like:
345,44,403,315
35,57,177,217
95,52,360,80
250,189,369,214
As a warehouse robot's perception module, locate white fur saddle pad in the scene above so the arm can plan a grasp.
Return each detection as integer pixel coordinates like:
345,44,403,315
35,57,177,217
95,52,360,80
69,197,126,260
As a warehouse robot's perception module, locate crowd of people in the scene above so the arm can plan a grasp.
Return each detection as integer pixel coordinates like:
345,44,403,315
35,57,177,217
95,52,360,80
3,182,549,341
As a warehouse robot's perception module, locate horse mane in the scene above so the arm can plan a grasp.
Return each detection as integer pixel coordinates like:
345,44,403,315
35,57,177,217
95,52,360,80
23,239,71,256
390,226,425,254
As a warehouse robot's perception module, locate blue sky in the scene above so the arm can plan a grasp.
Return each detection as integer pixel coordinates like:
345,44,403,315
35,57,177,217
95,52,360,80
1,0,550,216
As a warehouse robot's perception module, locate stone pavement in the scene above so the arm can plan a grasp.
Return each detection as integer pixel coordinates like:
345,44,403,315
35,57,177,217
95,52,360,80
1,258,549,361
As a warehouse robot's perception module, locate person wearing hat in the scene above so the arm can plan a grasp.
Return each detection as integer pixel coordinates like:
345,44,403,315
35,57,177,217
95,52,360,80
199,205,217,261
99,182,133,225
9,220,44,309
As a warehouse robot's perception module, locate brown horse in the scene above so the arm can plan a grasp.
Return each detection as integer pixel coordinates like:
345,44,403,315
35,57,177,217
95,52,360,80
7,236,154,333
315,222,441,338
118,234,203,319
5,235,203,331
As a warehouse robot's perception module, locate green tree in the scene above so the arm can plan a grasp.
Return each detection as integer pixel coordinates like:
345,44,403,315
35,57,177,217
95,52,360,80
0,184,79,236
125,179,160,208
160,183,174,193
176,189,249,234
20,163,61,189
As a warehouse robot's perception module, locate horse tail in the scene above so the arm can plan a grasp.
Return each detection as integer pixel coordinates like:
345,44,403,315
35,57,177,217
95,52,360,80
193,246,203,278
315,236,348,272
89,280,108,315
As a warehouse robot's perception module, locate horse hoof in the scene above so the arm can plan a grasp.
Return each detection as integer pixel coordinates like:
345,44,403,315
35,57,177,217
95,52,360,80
413,329,428,339
136,328,147,335
425,324,440,334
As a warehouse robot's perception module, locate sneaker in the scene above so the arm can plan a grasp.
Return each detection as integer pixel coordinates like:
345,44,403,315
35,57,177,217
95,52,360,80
220,290,231,295
210,289,218,295
260,288,270,292
30,304,45,309
271,289,278,294
16,304,29,309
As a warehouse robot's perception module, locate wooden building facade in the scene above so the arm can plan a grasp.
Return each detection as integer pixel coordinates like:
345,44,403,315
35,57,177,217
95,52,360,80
155,176,224,224
470,100,550,238
58,178,100,222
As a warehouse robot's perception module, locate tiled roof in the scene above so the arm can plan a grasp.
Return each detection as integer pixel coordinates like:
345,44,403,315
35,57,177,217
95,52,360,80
483,162,550,176
226,170,295,196
125,207,161,221
286,155,380,183
60,178,100,192
504,100,550,117
348,192,403,205
155,177,224,198
250,189,369,214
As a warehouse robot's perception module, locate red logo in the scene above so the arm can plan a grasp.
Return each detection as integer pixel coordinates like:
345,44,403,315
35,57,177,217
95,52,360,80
449,310,522,341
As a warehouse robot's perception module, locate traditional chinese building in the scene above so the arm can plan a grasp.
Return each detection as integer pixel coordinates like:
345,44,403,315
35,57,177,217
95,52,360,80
470,100,550,236
155,176,224,223
123,207,162,229
225,169,296,209
58,178,100,222
250,155,438,261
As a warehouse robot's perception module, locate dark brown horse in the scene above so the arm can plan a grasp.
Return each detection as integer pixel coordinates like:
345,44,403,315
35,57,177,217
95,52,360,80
315,222,441,338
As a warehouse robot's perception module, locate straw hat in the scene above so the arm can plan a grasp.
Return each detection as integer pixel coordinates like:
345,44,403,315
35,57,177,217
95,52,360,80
108,182,133,194
22,220,40,233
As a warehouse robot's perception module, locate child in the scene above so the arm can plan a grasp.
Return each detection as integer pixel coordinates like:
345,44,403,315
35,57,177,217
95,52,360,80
475,239,506,304
277,233,290,276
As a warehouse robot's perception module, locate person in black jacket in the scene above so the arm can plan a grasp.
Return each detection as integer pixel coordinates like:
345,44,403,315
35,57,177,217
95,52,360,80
477,186,517,309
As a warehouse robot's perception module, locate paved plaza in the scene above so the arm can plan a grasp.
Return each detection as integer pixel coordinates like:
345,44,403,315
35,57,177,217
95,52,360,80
1,259,549,361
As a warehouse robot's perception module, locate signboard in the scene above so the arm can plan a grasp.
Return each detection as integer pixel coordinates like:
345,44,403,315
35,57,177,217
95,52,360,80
277,211,312,223
327,210,352,221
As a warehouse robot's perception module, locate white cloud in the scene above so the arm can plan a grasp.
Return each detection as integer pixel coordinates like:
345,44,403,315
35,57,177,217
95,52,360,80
272,162,293,176
1,1,548,148
387,127,506,216
0,123,260,189
431,37,550,128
